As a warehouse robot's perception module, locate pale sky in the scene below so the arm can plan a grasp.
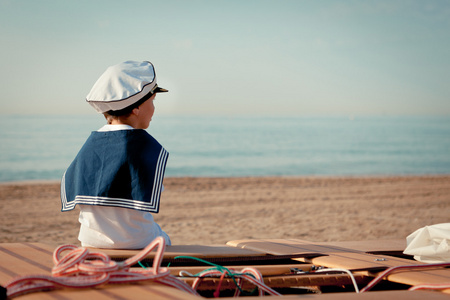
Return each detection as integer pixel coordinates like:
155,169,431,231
0,0,449,116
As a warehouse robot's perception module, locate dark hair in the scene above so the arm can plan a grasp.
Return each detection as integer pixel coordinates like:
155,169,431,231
105,91,154,116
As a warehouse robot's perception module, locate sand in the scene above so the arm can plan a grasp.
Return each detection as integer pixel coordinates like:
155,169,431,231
0,175,449,246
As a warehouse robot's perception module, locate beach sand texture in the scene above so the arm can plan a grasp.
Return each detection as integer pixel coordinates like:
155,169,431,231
0,175,449,246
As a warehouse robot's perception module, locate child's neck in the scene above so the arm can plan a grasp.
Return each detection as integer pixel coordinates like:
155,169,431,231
109,117,137,129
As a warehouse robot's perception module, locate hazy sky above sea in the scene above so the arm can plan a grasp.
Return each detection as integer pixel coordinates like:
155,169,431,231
0,0,449,116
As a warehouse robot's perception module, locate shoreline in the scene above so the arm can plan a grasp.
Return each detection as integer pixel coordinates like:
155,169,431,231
1,173,449,184
1,175,449,246
0,179,61,185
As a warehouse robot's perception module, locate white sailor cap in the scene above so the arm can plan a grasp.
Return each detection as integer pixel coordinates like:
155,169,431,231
86,60,168,113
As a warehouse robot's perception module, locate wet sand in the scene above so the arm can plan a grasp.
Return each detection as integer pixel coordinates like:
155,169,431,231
0,175,449,246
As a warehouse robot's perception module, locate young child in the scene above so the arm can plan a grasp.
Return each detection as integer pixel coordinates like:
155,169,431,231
60,60,171,249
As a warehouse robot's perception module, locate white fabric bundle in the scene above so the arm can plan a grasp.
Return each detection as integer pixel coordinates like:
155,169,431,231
404,223,450,263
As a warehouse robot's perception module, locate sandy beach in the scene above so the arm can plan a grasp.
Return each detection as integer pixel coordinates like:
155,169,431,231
0,175,449,246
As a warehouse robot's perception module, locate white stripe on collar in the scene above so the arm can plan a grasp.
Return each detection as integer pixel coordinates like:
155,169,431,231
97,124,134,132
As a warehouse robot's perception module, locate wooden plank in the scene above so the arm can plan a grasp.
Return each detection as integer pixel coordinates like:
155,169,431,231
84,283,200,300
299,239,407,254
14,288,450,300
0,243,55,284
309,253,450,288
277,290,450,300
96,244,316,268
388,268,450,288
226,239,412,270
94,244,268,260
227,239,450,291
17,288,125,300
14,284,201,300
226,239,332,257
226,238,406,255
311,253,416,270
226,239,388,269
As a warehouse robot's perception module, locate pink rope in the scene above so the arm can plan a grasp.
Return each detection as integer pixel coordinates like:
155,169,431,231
6,237,198,298
190,267,281,296
360,262,450,293
409,283,450,291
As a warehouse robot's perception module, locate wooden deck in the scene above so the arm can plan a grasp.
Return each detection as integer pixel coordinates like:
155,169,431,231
227,239,450,289
1,240,449,299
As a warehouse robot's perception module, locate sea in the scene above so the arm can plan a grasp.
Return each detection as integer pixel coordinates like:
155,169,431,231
0,115,449,182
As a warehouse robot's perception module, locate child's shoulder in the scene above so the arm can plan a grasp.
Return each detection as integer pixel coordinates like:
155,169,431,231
77,129,164,160
82,129,156,148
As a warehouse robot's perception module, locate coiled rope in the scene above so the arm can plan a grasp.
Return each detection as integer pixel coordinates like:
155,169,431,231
6,237,197,298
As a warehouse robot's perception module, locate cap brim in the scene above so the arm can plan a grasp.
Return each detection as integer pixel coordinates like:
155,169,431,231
154,87,168,93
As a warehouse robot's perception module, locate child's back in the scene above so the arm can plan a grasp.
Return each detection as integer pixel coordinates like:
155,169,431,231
60,61,171,249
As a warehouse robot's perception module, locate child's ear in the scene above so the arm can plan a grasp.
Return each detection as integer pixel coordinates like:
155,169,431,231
132,107,140,116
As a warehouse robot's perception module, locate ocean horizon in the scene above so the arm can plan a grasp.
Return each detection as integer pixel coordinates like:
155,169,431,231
1,114,449,182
